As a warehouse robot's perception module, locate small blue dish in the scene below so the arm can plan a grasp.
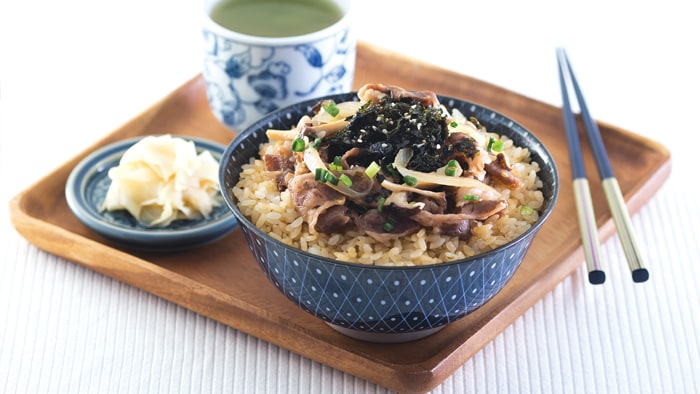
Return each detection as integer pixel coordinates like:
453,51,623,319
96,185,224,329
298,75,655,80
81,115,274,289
66,136,238,252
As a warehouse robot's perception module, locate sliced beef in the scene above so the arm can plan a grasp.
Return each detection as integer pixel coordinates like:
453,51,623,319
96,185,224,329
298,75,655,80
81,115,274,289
341,168,383,201
263,153,295,172
413,193,447,214
433,218,471,240
340,147,374,168
411,211,472,240
459,199,508,220
302,120,348,138
484,153,520,189
274,172,294,191
408,196,506,240
442,132,479,168
357,83,441,108
264,153,296,190
315,205,355,234
287,173,346,233
354,208,421,243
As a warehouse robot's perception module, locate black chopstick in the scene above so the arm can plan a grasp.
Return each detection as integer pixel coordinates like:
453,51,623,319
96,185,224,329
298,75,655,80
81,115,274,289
556,48,649,283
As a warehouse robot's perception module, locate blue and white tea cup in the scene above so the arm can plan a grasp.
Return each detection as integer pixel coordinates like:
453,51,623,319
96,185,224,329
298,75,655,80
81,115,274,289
202,0,355,131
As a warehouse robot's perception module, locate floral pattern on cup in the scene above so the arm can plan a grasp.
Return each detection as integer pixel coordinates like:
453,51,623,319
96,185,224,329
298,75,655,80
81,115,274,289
202,27,355,131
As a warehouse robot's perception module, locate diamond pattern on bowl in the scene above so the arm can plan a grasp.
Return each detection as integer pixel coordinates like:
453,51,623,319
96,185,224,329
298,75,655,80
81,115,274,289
236,232,532,334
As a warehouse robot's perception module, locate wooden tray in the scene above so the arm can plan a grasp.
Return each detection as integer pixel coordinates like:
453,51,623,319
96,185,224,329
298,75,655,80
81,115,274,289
9,41,671,393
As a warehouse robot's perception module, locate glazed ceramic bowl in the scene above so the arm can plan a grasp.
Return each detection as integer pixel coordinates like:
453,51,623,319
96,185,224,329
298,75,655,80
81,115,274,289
219,93,558,342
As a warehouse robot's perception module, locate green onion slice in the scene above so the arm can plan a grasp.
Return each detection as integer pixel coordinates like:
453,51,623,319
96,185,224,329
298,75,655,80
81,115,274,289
520,205,534,216
339,174,352,187
365,161,381,179
403,175,418,186
488,137,504,153
292,137,306,152
323,101,340,117
492,140,504,152
325,172,339,185
383,218,395,232
444,159,459,176
463,194,479,201
385,164,399,175
329,156,343,172
377,197,385,213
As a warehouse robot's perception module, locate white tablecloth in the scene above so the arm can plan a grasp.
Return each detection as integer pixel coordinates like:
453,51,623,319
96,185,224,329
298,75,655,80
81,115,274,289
2,1,698,393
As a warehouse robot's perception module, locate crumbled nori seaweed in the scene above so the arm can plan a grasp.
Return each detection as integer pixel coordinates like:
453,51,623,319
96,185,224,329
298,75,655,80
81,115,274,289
322,97,449,172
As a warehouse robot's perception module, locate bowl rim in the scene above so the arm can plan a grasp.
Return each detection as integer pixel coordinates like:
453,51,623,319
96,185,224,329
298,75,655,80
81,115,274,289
66,135,239,251
219,92,559,270
203,0,353,46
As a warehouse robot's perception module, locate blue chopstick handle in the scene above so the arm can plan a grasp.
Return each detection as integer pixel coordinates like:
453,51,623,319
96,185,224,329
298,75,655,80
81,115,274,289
556,49,587,179
562,53,615,179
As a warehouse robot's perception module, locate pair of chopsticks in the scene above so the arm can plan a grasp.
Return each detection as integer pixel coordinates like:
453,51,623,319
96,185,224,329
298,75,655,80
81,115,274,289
556,48,649,284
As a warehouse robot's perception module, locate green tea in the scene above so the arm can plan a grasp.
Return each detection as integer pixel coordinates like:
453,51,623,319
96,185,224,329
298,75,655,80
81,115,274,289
210,0,344,38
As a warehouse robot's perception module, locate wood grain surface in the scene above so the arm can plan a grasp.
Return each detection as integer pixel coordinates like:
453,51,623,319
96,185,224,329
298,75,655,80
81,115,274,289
9,41,671,393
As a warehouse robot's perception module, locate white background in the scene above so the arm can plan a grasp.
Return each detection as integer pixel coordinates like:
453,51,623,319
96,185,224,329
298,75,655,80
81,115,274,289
1,0,699,393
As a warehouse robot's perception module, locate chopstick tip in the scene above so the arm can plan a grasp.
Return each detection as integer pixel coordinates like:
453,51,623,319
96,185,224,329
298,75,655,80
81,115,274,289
632,268,649,283
588,270,606,285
